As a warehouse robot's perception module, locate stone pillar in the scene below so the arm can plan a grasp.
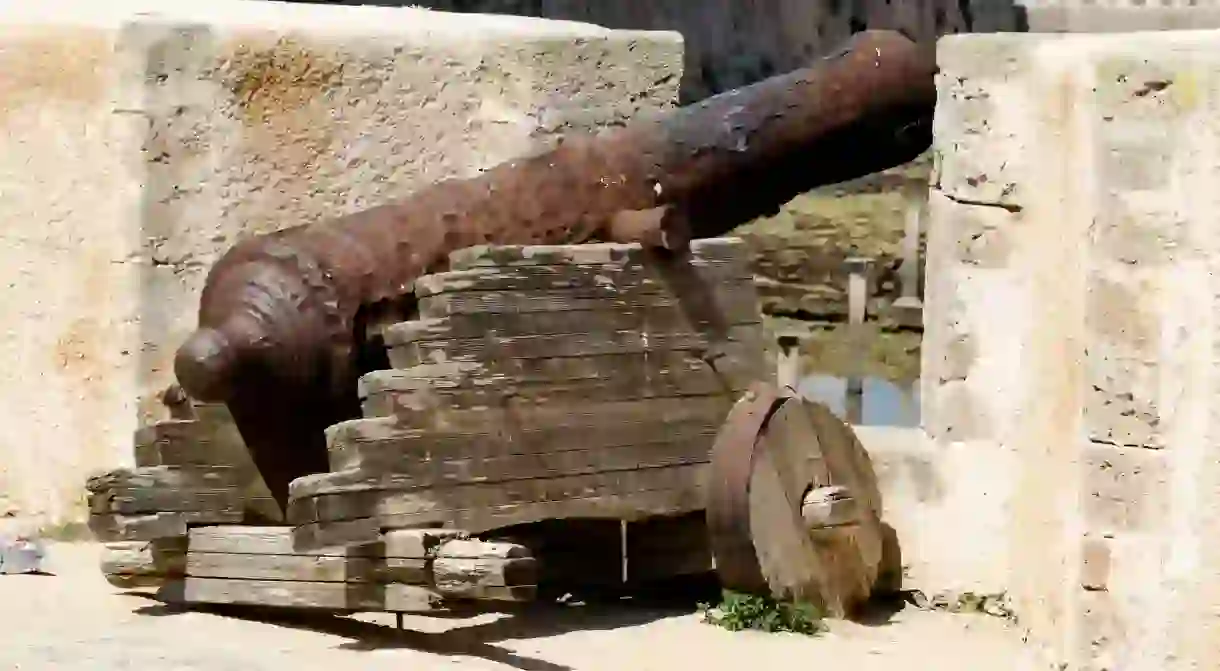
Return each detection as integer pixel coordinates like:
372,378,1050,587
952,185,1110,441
928,31,1220,670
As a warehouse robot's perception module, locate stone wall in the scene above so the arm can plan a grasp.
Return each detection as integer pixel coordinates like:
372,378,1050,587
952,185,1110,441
925,30,1220,671
345,0,1025,101
0,0,683,527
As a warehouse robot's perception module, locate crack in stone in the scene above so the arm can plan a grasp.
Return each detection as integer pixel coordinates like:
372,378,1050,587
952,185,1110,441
937,189,1023,214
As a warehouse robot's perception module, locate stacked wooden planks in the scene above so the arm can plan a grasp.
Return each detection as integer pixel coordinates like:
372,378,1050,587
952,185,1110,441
158,526,536,611
92,403,281,588
288,239,768,551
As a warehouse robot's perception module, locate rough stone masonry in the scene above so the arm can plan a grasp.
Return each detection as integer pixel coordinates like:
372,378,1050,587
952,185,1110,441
0,0,683,527
926,29,1220,671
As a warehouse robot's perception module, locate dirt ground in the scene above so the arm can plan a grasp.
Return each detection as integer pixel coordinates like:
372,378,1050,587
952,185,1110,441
0,542,1032,671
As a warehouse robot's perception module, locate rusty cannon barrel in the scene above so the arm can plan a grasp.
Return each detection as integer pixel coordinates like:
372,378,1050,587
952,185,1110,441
173,30,936,508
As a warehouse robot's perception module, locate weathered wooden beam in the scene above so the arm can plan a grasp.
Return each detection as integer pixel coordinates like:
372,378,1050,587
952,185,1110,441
147,527,538,612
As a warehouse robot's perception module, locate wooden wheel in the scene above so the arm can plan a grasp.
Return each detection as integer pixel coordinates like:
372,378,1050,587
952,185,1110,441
706,382,887,618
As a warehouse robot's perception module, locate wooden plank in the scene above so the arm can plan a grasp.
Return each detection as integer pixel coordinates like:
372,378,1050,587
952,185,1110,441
86,466,238,494
364,379,745,421
359,353,759,420
291,456,705,501
317,434,715,492
88,512,197,542
385,583,444,611
383,309,761,347
383,528,466,559
446,238,748,270
433,557,538,596
90,488,242,516
328,397,734,462
289,455,711,522
289,463,707,543
291,517,383,552
291,484,705,552
133,413,283,523
186,552,381,583
388,324,765,368
133,421,223,466
437,539,531,559
159,530,541,610
417,284,759,320
179,577,386,611
329,424,720,476
188,525,378,557
100,539,188,583
381,557,430,585
414,259,751,298
190,404,284,523
365,349,763,394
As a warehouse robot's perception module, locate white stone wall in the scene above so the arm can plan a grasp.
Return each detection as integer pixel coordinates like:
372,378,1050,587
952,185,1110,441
928,30,1220,671
0,0,683,527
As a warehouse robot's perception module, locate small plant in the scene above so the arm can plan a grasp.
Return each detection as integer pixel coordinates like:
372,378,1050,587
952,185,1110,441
697,590,825,635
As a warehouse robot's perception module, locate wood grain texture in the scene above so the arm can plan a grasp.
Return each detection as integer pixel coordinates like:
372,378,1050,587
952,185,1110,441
384,309,760,346
413,258,750,298
327,421,721,474
186,553,382,583
100,539,188,589
189,526,375,556
389,325,765,368
444,238,748,271
177,577,388,611
86,466,238,493
290,464,707,551
416,284,760,320
88,511,242,543
85,465,243,543
359,353,756,422
133,407,283,523
328,396,734,460
156,526,538,611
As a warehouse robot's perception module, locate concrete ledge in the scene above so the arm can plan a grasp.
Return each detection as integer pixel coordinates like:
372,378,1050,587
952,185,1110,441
0,0,683,526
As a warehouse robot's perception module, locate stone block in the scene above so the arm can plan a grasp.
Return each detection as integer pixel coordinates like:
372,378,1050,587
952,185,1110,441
0,0,683,526
1083,443,1168,534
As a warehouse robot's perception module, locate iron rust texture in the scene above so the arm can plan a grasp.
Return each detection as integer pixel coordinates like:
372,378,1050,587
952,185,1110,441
705,382,785,596
173,30,936,508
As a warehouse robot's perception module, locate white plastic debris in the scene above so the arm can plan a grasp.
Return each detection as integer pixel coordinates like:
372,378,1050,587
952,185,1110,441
0,532,46,574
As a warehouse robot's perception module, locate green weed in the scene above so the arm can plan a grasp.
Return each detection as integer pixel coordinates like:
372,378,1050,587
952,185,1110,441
697,590,825,635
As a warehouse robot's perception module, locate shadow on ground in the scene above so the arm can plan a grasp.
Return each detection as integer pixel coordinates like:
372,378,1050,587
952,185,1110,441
127,576,724,671
125,574,915,671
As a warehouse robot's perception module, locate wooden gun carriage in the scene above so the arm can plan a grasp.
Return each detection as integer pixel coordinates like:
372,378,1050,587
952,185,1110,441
83,29,931,623
87,238,893,619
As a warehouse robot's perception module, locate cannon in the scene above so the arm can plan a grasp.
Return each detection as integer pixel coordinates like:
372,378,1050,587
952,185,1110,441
87,30,932,619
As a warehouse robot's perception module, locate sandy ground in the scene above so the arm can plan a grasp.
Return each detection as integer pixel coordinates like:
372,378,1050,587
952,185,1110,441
0,542,1031,671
